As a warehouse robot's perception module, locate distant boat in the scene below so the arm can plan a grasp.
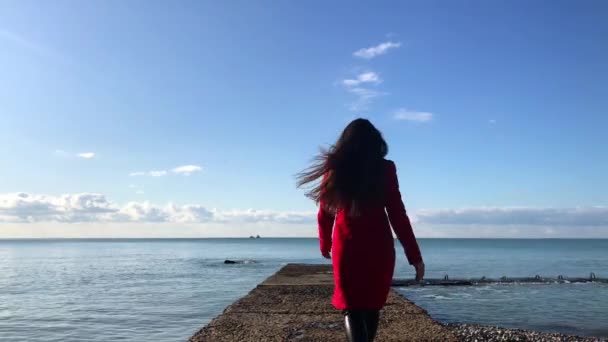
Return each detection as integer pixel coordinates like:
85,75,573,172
249,235,261,239
256,235,260,239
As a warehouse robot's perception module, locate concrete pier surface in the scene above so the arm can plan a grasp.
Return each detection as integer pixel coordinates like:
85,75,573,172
189,263,457,341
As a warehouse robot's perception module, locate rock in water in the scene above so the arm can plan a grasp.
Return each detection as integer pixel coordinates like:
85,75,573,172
224,259,257,264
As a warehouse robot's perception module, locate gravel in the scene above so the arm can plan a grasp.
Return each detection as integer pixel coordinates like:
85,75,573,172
446,323,607,342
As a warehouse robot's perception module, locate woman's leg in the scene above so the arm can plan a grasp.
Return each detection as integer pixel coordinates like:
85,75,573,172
343,310,368,342
363,311,380,341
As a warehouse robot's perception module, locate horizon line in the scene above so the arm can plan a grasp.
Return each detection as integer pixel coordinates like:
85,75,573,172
1,237,607,240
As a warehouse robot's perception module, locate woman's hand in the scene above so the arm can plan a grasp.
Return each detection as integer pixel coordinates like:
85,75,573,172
322,251,331,259
413,261,425,282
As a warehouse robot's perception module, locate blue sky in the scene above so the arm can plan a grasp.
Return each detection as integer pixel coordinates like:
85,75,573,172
1,1,607,237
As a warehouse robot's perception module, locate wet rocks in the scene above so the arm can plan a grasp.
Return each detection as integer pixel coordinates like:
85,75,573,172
223,259,256,264
447,323,605,342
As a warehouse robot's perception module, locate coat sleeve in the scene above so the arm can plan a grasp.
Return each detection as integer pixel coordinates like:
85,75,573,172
317,201,335,254
385,160,422,265
317,175,335,254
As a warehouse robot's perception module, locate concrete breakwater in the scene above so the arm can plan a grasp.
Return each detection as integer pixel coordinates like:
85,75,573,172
189,264,456,341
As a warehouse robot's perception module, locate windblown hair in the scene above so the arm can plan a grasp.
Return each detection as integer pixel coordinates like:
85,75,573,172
296,118,388,215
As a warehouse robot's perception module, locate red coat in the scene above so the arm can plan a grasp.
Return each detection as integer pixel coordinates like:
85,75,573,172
317,159,422,310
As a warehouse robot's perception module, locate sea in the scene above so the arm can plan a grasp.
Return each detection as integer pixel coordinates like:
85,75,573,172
1,238,607,341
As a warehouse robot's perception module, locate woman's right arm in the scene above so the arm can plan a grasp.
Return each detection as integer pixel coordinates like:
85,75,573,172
317,173,334,259
317,199,334,259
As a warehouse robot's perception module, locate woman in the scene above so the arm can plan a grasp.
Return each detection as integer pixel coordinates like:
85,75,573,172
297,118,425,342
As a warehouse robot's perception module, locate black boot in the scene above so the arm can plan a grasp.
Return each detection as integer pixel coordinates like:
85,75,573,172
363,311,380,341
343,310,368,342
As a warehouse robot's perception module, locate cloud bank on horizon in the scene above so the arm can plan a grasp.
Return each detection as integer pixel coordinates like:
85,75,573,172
1,192,606,238
0,192,314,224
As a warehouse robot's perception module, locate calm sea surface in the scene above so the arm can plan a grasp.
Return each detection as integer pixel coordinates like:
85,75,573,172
1,238,607,341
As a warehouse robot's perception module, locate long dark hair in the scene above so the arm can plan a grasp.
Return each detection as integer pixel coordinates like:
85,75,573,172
296,118,388,215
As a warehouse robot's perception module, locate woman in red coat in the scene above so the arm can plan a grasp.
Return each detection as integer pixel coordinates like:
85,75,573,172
297,118,425,342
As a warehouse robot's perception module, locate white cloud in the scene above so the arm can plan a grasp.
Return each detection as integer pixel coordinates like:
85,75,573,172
342,72,381,87
353,41,401,59
0,192,315,224
413,207,608,227
342,72,385,112
77,152,95,159
0,193,117,223
347,87,386,111
171,165,202,176
129,165,202,177
129,170,167,177
149,170,167,177
214,209,315,224
54,150,96,159
393,108,434,123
